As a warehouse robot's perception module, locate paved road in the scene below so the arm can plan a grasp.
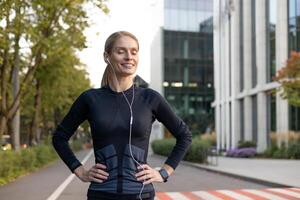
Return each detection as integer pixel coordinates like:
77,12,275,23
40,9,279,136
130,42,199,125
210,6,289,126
0,149,284,200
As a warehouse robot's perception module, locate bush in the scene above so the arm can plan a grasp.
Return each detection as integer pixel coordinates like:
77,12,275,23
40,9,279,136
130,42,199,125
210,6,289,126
151,137,211,163
262,140,300,159
263,145,278,157
0,138,85,186
184,139,211,163
238,140,256,148
273,146,288,159
199,132,216,146
287,142,300,159
20,148,37,170
151,138,175,157
34,145,56,167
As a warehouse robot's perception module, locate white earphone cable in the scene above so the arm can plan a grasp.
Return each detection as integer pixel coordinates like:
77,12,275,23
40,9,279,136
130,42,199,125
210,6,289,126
106,59,146,200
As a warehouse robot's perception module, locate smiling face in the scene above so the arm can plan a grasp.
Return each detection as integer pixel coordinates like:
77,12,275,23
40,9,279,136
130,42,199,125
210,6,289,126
106,36,139,78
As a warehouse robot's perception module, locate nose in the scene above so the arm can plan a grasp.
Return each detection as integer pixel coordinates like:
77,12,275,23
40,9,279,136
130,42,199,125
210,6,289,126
125,51,133,60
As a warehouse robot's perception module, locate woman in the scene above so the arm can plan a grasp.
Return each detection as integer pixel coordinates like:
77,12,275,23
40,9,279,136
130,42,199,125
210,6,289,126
52,31,192,200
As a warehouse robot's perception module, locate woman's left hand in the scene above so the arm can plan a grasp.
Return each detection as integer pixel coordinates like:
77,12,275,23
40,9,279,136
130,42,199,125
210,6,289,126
135,164,164,184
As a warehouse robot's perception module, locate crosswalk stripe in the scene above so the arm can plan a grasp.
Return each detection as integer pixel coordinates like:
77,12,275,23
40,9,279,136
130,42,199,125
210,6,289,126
156,188,300,200
192,191,224,200
289,188,300,193
156,192,173,200
264,190,299,200
234,189,269,200
267,188,300,198
181,191,205,200
165,192,190,200
242,189,290,200
208,190,237,200
217,190,254,200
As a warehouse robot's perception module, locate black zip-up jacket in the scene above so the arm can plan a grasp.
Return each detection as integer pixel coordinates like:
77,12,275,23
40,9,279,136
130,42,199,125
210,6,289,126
52,84,192,199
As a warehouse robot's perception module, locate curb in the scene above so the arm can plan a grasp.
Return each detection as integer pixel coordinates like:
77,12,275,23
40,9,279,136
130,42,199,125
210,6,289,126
151,154,292,188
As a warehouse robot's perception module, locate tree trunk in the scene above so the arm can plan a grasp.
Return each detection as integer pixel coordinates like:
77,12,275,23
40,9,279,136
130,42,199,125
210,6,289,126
29,79,42,146
0,5,11,140
11,27,21,150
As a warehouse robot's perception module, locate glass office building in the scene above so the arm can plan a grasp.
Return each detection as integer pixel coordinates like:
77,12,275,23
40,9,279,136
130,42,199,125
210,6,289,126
213,0,300,152
163,0,214,135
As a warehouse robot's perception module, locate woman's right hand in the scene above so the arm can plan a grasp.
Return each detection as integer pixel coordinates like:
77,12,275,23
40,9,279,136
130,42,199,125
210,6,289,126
74,164,109,183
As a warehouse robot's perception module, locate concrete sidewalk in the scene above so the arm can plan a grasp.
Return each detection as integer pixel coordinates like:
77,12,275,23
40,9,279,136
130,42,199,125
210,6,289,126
181,156,300,188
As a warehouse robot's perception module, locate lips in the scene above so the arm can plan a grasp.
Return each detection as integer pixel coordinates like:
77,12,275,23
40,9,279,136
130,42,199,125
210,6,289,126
121,63,134,68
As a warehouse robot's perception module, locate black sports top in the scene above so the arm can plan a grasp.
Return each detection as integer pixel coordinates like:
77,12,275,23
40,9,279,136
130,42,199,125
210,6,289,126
52,84,192,199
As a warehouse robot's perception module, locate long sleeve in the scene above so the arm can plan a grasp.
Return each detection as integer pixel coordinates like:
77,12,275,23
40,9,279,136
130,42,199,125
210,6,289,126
152,91,192,170
52,91,89,172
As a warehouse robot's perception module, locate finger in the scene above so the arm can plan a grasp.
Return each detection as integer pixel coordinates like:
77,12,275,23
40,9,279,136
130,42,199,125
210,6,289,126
95,163,107,169
95,169,109,177
143,178,154,185
93,172,108,180
91,167,106,175
135,169,151,178
137,174,151,181
90,176,104,183
89,171,108,181
137,164,150,170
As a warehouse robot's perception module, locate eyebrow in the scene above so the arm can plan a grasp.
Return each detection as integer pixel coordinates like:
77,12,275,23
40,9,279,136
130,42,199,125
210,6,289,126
114,47,139,51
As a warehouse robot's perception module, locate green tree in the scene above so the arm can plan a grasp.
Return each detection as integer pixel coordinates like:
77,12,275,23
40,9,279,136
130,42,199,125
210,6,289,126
273,51,300,107
0,0,109,149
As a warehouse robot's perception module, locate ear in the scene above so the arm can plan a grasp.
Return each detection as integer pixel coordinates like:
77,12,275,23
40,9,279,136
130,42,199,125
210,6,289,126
103,52,109,63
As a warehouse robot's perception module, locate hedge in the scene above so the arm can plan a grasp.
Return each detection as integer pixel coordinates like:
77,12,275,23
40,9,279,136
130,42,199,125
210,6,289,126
0,138,84,185
151,137,211,164
262,140,300,159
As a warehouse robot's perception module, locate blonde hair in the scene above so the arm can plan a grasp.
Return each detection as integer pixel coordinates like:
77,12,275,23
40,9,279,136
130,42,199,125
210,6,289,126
101,31,139,87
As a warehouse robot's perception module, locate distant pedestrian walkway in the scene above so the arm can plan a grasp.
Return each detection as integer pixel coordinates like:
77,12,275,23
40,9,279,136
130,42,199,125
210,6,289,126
155,187,300,200
184,156,300,188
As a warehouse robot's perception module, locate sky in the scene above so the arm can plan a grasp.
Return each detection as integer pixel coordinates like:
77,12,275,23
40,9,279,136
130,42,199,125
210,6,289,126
78,0,163,88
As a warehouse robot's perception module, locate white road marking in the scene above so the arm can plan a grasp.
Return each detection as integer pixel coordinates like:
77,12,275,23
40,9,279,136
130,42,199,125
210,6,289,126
218,190,254,200
165,192,190,200
46,150,93,200
267,188,300,198
192,191,224,200
242,189,289,200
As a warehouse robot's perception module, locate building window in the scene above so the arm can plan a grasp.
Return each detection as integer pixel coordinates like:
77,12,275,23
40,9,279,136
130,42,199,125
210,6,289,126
163,0,214,135
288,0,300,131
267,94,276,146
240,99,245,141
252,95,258,143
251,0,257,87
239,0,244,92
267,0,277,82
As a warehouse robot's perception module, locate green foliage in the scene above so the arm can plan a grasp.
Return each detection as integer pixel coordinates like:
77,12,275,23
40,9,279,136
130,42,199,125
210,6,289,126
184,139,211,163
199,132,216,146
262,140,300,159
151,138,175,157
183,112,214,136
273,51,300,107
0,0,109,142
0,139,84,185
151,137,211,164
238,140,257,148
286,142,300,159
263,145,278,157
0,145,57,185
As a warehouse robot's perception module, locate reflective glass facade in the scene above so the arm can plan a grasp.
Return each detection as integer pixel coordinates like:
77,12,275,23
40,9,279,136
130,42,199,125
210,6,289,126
164,0,214,134
268,0,277,82
288,0,300,131
266,0,277,135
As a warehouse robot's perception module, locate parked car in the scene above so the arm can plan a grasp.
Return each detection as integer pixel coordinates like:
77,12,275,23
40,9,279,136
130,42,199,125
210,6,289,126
1,135,12,151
